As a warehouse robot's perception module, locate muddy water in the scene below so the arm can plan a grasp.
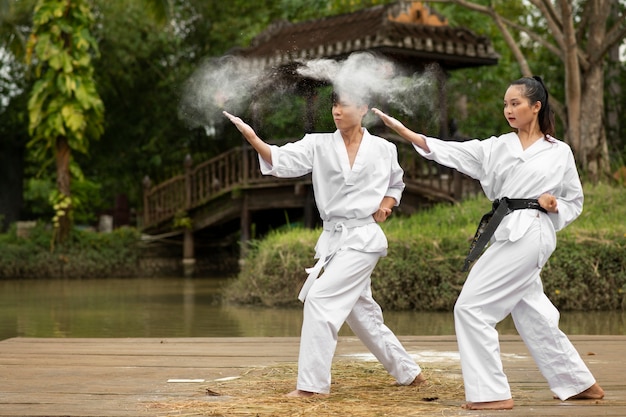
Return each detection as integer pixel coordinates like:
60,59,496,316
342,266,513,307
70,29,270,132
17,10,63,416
1,277,624,340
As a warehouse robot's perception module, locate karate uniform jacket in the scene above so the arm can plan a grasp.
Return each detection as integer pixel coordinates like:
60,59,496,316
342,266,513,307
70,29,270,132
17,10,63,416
415,132,583,266
259,128,405,260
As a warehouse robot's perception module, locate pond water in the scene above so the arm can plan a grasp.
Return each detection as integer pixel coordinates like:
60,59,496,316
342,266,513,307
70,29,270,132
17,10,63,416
1,277,624,340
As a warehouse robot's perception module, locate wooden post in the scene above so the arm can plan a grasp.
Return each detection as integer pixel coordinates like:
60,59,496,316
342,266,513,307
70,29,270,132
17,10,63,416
184,154,194,207
437,66,449,140
183,155,195,277
239,194,250,263
304,185,316,228
304,88,318,133
142,176,151,229
241,144,249,186
436,67,462,199
182,228,195,278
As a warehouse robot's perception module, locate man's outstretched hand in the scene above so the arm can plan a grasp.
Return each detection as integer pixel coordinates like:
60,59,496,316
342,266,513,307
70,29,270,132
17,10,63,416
223,111,272,164
223,111,256,139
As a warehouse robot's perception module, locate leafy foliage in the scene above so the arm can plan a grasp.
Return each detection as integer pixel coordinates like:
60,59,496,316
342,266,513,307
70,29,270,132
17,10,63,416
223,228,320,306
0,222,141,278
26,0,104,158
25,0,104,241
227,183,626,310
2,0,624,238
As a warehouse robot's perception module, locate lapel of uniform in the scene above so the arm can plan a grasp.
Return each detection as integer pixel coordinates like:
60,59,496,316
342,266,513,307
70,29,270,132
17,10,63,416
345,128,370,186
332,130,351,183
517,134,552,162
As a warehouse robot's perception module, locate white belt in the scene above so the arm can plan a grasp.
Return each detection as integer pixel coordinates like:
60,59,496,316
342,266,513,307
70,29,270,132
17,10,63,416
298,217,375,302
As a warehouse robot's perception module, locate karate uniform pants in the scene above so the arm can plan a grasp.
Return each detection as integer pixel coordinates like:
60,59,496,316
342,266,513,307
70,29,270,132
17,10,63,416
296,249,421,394
454,217,596,402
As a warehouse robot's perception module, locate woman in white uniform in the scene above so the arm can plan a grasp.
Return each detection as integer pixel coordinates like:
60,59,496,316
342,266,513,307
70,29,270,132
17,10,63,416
373,76,604,410
223,90,425,397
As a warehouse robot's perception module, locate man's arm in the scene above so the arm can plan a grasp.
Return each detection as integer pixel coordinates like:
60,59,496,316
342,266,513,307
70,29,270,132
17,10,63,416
373,196,397,223
223,111,272,164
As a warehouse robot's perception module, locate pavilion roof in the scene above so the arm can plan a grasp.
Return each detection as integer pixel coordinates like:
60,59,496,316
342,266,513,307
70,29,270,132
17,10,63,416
235,1,499,71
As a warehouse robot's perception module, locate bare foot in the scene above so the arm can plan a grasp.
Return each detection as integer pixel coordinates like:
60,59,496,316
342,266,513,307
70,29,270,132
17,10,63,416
560,383,605,400
392,372,427,387
409,373,427,386
285,389,328,398
461,399,514,410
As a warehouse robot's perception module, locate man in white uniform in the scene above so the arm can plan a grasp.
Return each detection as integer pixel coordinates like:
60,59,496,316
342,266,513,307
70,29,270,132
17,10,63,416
373,76,604,410
223,91,425,397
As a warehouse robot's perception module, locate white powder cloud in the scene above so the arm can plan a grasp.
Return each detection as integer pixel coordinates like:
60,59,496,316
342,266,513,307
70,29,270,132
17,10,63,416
179,51,437,131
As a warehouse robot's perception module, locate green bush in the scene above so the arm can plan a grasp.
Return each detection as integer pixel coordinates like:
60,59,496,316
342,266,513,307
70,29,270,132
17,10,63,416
224,229,319,306
0,223,141,279
227,183,626,311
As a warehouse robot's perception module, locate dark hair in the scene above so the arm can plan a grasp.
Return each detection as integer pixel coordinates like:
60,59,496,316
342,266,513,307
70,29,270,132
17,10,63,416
331,90,369,107
509,76,555,138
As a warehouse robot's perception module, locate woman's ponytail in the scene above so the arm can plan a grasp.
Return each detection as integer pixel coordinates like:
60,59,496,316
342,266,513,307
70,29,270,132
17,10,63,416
510,76,556,138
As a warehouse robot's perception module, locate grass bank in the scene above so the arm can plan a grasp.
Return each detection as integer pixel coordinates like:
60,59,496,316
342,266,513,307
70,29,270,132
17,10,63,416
0,224,142,278
225,183,626,311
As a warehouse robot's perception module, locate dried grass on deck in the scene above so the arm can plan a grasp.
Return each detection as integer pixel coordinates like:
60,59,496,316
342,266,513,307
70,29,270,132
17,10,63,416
148,361,466,416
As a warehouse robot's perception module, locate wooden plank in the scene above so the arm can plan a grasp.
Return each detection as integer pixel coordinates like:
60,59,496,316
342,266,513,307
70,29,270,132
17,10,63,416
0,336,623,416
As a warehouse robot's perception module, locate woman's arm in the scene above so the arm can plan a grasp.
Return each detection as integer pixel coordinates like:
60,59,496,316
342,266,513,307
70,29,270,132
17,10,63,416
371,108,430,153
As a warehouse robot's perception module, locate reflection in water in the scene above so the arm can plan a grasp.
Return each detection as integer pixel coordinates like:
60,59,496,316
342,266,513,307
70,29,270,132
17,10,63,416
0,277,624,340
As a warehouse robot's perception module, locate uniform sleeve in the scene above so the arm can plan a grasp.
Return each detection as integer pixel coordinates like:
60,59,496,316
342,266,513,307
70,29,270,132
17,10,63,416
259,135,314,178
386,143,405,206
413,136,489,181
549,148,584,231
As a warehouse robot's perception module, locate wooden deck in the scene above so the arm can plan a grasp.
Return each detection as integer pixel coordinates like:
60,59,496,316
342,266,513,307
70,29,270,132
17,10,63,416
0,335,623,416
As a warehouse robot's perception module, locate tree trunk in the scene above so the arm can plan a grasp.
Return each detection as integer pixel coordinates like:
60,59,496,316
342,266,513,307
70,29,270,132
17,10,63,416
605,42,622,158
0,139,25,232
559,0,582,157
55,136,72,242
580,64,610,181
580,0,612,181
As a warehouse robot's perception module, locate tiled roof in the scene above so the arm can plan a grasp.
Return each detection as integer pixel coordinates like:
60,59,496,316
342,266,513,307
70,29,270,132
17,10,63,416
235,1,499,71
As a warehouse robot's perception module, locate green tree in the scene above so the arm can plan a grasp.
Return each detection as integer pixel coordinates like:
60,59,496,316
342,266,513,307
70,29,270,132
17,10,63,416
81,0,295,207
26,0,104,242
67,0,394,213
428,0,626,181
0,0,37,231
0,0,35,58
8,0,621,233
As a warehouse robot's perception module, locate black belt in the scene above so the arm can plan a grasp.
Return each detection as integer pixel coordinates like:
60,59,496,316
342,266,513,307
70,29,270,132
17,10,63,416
462,197,547,272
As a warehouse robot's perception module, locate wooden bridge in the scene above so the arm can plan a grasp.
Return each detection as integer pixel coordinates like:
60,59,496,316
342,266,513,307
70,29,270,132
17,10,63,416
140,135,481,274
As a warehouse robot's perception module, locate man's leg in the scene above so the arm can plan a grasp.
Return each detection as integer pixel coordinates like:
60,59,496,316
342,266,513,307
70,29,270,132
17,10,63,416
292,250,378,395
346,285,422,386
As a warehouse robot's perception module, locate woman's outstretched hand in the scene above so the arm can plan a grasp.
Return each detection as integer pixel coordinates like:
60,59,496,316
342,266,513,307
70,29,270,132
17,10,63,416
371,108,430,152
371,108,405,132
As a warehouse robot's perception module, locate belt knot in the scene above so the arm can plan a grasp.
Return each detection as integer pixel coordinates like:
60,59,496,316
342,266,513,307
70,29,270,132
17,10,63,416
462,197,546,272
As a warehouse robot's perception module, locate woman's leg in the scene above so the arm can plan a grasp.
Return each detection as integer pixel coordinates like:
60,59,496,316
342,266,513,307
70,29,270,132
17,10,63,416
454,222,545,404
512,288,600,400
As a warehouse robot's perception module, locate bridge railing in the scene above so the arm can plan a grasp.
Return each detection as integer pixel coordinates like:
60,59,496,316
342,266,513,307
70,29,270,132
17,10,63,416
141,138,481,230
392,135,481,200
142,146,283,229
